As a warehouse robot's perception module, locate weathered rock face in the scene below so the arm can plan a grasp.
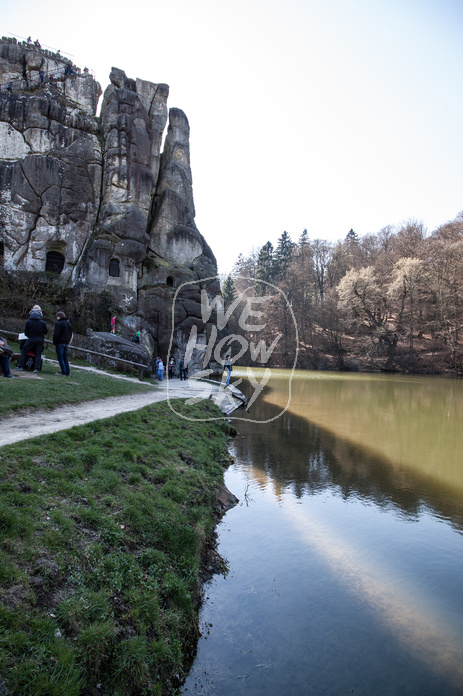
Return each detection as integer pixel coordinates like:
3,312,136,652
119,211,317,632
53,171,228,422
138,107,222,366
0,38,101,279
80,330,151,376
82,68,169,297
0,36,221,369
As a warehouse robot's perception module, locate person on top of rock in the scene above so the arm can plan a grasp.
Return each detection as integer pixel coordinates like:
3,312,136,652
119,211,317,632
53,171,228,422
15,305,48,373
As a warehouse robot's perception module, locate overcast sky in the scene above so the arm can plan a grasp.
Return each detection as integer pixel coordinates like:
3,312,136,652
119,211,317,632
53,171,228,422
3,0,462,273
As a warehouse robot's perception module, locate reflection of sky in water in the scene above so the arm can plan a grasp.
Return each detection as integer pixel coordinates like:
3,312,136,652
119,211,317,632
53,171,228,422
184,372,463,696
282,494,463,688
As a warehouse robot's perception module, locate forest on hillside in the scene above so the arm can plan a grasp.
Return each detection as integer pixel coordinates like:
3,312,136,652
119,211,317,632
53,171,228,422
221,213,463,373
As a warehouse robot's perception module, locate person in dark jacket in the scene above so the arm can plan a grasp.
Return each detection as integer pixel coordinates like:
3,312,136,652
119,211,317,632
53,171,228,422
15,305,48,373
179,355,188,381
53,311,73,376
0,335,13,378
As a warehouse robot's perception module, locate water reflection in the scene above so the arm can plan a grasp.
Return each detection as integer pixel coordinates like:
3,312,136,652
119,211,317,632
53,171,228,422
281,499,463,689
183,371,463,696
234,370,463,531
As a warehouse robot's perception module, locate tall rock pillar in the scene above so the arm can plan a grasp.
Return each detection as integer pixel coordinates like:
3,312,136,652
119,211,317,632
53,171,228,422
138,108,221,364
81,68,169,310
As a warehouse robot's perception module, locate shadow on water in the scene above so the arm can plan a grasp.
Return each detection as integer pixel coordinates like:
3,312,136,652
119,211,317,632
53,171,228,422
236,375,463,533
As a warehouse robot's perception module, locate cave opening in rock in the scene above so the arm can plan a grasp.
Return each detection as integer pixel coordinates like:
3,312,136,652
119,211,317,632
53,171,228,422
45,250,65,274
109,258,120,277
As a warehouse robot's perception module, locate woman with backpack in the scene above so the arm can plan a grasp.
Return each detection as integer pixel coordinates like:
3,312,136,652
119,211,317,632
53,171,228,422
15,305,48,373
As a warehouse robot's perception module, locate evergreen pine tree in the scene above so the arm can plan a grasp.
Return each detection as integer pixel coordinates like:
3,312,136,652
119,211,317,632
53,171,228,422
275,231,295,279
345,228,358,244
299,229,310,248
255,241,275,294
221,274,237,310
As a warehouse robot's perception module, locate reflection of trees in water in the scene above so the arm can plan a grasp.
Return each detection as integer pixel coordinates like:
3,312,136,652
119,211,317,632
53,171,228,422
234,388,463,534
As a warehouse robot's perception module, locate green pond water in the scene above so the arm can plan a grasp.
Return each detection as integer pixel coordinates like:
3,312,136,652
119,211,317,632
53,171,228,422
183,370,463,696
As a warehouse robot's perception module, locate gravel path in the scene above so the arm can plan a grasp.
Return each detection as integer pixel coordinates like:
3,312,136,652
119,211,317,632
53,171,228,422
1,368,239,448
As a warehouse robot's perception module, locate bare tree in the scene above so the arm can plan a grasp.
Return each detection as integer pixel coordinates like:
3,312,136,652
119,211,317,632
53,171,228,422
312,239,333,302
388,257,423,364
337,266,397,368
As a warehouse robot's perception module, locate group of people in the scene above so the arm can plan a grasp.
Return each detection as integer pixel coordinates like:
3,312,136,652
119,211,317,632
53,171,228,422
0,305,73,378
153,354,233,384
1,306,236,386
154,355,188,381
27,37,41,48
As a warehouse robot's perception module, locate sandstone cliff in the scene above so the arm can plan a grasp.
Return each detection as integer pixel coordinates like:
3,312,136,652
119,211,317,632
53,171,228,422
0,36,221,368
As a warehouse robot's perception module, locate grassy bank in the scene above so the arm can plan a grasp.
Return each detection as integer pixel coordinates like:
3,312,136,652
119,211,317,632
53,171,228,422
0,400,235,695
0,361,154,418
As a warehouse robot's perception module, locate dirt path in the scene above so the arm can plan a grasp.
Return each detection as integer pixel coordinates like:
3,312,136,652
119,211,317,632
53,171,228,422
1,367,242,448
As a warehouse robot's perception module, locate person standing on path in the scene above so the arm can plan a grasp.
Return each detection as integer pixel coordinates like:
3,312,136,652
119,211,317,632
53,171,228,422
15,305,48,373
157,359,164,381
224,353,232,386
53,311,73,376
179,356,188,381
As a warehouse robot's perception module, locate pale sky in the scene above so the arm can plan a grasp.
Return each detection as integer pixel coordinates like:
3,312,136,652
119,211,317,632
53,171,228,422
3,0,462,273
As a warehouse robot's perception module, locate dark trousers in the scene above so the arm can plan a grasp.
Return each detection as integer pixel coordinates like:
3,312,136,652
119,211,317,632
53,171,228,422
180,368,188,381
56,343,70,375
17,337,44,370
0,354,11,377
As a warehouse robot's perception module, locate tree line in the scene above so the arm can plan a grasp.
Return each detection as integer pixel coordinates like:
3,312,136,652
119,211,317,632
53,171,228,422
221,212,463,373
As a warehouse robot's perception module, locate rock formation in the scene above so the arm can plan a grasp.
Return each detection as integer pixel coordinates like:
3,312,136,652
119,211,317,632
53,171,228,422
0,36,222,369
